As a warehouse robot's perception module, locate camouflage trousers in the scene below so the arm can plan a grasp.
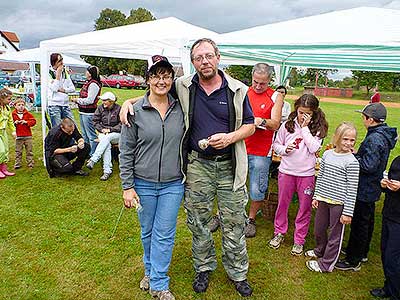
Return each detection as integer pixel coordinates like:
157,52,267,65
184,151,249,281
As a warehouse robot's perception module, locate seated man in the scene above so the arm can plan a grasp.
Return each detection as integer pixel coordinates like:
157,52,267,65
86,92,121,181
45,117,90,177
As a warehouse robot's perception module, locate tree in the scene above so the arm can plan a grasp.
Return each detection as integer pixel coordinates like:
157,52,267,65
126,7,156,24
95,8,126,30
83,8,156,76
225,65,253,85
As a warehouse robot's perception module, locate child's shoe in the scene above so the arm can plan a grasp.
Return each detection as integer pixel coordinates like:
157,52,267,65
304,249,318,258
291,243,304,256
269,233,284,249
0,163,15,176
306,260,322,273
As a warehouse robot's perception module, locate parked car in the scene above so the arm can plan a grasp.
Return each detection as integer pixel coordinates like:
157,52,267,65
0,70,10,86
131,75,147,89
101,74,139,89
9,70,40,86
70,73,87,88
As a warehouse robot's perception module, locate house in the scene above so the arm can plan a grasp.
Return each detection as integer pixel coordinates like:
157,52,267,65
0,31,28,72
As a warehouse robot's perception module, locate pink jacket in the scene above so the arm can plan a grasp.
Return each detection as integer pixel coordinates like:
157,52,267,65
273,119,322,176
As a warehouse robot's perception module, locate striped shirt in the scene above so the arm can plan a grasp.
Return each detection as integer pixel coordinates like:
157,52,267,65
314,149,360,217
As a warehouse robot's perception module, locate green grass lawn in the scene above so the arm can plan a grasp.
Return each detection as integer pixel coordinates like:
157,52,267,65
1,88,399,299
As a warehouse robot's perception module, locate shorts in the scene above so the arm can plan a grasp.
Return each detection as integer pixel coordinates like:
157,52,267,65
248,154,272,201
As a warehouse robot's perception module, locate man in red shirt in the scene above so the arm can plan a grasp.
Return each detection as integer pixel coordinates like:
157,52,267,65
370,87,381,103
244,63,284,238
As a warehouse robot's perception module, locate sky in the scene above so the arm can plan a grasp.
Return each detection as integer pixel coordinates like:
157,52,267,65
2,0,400,50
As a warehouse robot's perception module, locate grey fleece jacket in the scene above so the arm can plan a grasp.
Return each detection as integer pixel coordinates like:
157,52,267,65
119,93,184,190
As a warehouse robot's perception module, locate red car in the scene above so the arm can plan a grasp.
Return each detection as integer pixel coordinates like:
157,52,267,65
101,74,139,89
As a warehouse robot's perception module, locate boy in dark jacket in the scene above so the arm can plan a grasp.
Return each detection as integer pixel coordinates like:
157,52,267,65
12,98,36,169
336,103,397,271
370,154,400,300
86,92,121,180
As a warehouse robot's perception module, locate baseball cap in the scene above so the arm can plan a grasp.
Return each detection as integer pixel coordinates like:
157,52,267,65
99,91,116,102
147,55,173,72
355,103,386,122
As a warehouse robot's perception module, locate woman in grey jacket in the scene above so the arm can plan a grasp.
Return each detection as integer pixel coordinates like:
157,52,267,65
119,55,184,300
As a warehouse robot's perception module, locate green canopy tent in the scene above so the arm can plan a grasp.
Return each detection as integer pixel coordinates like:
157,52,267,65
215,7,400,85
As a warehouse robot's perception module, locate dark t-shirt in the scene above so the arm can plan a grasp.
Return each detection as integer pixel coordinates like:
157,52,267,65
189,72,254,155
44,124,83,158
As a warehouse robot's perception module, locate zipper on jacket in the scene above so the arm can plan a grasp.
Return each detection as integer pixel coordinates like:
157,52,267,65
158,122,165,182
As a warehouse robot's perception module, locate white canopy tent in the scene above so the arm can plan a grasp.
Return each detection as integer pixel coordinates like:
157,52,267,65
38,17,228,161
216,7,400,85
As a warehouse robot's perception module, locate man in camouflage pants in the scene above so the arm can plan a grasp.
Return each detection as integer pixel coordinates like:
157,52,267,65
175,38,255,297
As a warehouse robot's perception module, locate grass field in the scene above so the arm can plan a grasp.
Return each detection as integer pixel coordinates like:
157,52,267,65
1,87,399,300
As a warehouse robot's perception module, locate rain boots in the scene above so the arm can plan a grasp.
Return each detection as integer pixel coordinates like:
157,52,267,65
0,163,15,178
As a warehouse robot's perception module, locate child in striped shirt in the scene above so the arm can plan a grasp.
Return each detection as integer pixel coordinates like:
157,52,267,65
305,122,360,272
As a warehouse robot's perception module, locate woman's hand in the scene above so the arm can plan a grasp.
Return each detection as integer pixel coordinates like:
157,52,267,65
387,179,400,192
123,188,141,209
312,199,319,209
340,215,352,225
381,178,389,189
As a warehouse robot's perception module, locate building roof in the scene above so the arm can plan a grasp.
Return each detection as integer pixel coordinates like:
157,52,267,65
0,61,28,71
0,31,20,51
1,31,19,42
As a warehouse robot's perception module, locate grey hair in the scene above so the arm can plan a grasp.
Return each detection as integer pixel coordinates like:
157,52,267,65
190,38,220,61
252,63,274,78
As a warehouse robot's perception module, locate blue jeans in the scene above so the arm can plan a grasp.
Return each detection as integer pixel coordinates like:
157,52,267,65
248,155,272,201
91,132,120,174
79,113,98,156
134,178,184,291
48,105,75,127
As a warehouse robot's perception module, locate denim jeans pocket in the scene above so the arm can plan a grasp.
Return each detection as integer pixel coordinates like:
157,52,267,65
258,171,269,192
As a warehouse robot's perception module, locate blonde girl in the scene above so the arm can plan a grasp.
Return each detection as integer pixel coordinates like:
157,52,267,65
0,88,16,178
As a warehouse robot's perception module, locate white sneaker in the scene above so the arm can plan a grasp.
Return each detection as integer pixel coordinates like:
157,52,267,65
269,233,284,249
291,243,304,256
150,289,175,300
304,249,318,258
306,260,322,273
139,275,150,291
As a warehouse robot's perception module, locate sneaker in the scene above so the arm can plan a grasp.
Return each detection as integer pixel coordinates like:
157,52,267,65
269,233,284,249
361,257,369,263
209,215,220,233
335,260,361,271
86,159,95,170
232,279,253,297
306,260,322,273
14,165,21,169
291,243,304,256
304,249,318,258
150,289,175,300
192,271,210,293
100,172,112,181
340,247,347,256
244,218,256,238
74,169,89,176
139,275,150,291
369,287,390,298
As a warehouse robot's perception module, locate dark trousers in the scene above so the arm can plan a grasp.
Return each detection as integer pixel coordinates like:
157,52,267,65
381,217,400,300
346,200,375,265
50,143,90,175
314,202,345,272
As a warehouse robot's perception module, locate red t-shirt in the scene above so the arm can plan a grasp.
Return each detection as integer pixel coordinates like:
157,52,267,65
245,87,275,156
371,92,381,103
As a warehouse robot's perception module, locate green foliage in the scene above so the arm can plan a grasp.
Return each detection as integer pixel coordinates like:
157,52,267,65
225,65,253,85
1,88,399,299
94,8,127,30
83,7,155,76
351,71,400,93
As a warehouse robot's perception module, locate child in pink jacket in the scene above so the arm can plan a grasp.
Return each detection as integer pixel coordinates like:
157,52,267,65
269,94,328,256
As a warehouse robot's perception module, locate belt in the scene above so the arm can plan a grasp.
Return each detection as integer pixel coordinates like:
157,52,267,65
190,150,232,162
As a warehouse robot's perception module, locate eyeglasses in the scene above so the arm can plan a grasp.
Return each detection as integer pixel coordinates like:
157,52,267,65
149,75,173,83
193,53,216,63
